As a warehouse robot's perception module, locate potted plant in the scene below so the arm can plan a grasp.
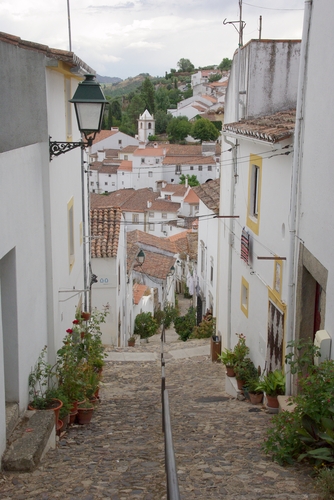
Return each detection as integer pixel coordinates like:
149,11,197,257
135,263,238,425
77,400,95,425
234,358,258,391
218,349,237,377
246,375,263,405
256,369,285,408
28,347,63,425
128,336,136,347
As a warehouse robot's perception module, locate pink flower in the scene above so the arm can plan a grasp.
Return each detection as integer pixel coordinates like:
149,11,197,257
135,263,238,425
66,328,73,334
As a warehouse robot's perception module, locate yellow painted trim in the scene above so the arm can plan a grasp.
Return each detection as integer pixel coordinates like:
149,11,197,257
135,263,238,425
246,154,262,235
272,259,283,299
268,288,287,367
68,197,75,272
46,60,83,80
241,276,249,318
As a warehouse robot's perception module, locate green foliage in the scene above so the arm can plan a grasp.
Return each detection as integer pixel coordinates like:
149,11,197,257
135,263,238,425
155,110,172,135
191,118,220,142
134,312,158,339
183,87,193,99
234,358,258,383
191,317,216,339
28,346,57,409
316,467,334,499
140,77,155,114
218,349,236,367
233,333,250,363
127,94,146,126
155,87,170,112
163,304,178,329
218,58,232,71
179,174,200,186
263,410,303,465
256,370,285,397
174,306,196,342
285,338,321,376
208,73,222,83
177,58,195,72
167,116,192,142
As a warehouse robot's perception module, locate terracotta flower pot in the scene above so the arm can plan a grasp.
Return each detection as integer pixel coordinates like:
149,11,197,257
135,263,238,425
28,398,63,427
249,392,263,405
236,379,245,391
226,366,236,377
266,394,279,408
77,406,94,425
81,312,91,321
128,340,135,347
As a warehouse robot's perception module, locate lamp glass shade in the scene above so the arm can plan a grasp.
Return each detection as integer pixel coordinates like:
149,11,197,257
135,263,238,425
74,102,105,133
137,250,145,264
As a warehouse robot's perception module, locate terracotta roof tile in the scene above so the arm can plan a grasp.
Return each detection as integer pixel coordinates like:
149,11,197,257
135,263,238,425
127,230,177,255
121,189,159,212
133,284,150,305
92,130,118,145
90,190,135,209
118,160,132,171
150,199,180,212
192,179,220,214
133,148,165,157
160,184,188,196
90,207,122,258
163,156,216,165
120,145,138,153
224,109,296,143
184,189,200,204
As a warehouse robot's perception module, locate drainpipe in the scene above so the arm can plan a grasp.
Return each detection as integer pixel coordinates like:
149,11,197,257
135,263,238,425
286,0,313,395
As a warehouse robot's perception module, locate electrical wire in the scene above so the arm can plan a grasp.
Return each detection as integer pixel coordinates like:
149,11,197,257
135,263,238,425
243,2,304,11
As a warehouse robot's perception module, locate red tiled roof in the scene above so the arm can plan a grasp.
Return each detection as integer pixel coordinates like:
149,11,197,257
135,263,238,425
160,184,187,196
118,160,132,172
201,95,218,104
192,179,220,214
92,130,118,145
150,199,180,212
127,230,177,254
120,145,138,154
165,145,202,156
184,189,200,204
121,189,159,212
90,190,135,209
133,284,150,305
224,109,296,143
90,207,122,258
133,148,165,157
163,156,216,165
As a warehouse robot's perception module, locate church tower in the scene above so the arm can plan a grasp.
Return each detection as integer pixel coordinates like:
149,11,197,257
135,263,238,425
138,109,155,142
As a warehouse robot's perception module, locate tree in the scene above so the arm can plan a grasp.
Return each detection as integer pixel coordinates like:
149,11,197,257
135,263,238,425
218,58,232,71
191,118,220,142
127,94,146,127
155,110,172,135
179,174,200,187
167,116,192,142
134,312,158,339
155,87,170,112
177,58,195,73
208,73,222,83
110,99,122,122
140,77,155,114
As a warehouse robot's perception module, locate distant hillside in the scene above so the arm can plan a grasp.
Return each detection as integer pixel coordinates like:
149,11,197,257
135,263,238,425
96,74,122,84
101,74,152,99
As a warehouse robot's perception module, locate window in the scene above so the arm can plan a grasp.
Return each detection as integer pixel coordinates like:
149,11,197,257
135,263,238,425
132,214,139,223
89,172,92,176
118,140,122,145
108,174,111,177
200,241,205,274
175,165,181,175
162,213,167,219
148,123,151,129
112,182,115,186
105,182,108,185
149,212,154,218
164,195,171,200
208,165,212,171
190,166,194,171
198,165,203,171
148,171,153,177
155,158,159,164
90,182,94,186
124,155,128,160
210,257,214,284
122,172,124,176
247,154,262,235
149,223,155,231
141,158,145,164
241,277,249,317
68,197,75,271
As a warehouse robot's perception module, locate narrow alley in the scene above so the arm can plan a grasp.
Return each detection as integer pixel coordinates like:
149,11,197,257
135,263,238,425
0,300,318,499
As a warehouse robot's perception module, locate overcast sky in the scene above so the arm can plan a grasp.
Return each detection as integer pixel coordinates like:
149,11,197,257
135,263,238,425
0,0,305,79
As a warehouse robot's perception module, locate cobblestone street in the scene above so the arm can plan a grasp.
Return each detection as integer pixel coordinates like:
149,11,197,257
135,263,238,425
0,306,319,499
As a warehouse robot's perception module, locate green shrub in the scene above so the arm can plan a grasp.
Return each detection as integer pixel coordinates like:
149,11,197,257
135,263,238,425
316,468,334,500
134,312,158,339
191,317,216,339
174,307,196,342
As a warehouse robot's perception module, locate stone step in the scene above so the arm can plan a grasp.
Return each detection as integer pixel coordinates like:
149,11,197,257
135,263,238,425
5,402,19,439
2,410,56,472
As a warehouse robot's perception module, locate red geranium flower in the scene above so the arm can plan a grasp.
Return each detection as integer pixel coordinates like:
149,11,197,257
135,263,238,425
73,319,80,325
66,328,73,334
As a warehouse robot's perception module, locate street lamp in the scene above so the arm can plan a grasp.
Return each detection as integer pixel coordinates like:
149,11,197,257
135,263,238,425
49,74,107,160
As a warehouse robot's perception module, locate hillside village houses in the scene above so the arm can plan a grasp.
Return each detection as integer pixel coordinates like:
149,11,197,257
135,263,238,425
0,32,97,462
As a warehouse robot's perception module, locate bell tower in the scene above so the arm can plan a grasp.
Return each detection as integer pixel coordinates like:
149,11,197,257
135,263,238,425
138,110,155,142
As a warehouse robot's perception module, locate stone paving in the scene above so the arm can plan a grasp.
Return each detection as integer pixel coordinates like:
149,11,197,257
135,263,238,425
0,299,320,499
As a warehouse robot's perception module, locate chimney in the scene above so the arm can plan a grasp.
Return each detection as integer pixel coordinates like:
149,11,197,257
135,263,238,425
147,200,152,208
185,177,188,188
